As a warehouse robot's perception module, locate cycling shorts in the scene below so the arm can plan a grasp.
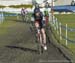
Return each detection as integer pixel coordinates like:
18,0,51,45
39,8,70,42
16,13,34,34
35,19,44,29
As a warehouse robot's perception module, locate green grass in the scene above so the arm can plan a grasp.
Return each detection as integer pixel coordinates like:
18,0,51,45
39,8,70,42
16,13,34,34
0,12,31,35
53,14,75,58
0,16,17,35
54,14,75,28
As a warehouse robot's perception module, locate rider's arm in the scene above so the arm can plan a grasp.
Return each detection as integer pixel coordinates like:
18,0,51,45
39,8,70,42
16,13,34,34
40,12,43,20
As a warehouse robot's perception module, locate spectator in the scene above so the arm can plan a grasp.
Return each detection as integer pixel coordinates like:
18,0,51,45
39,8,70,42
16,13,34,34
71,0,75,6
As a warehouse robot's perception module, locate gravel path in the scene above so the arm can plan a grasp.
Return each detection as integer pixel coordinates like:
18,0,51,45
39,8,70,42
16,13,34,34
0,21,71,63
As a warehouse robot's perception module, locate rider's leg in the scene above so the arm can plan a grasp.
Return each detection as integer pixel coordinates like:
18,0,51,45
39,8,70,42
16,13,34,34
23,15,25,21
22,15,24,21
45,16,49,27
41,28,46,44
35,22,42,45
24,15,26,22
41,28,47,50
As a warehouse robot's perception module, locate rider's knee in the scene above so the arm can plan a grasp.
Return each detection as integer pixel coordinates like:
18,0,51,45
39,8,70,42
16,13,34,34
35,23,39,28
36,27,40,33
41,28,45,34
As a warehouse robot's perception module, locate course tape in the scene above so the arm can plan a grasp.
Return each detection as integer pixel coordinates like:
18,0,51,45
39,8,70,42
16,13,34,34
4,14,17,16
61,34,75,43
61,25,75,32
52,17,75,43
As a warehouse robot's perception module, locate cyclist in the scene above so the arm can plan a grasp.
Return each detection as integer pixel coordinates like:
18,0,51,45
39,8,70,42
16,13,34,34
21,7,25,21
33,3,47,50
21,7,28,22
44,2,49,26
24,8,29,22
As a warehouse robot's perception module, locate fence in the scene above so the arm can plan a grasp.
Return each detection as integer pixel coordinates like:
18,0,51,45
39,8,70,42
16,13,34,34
49,15,75,46
0,12,19,23
0,12,4,24
0,10,32,24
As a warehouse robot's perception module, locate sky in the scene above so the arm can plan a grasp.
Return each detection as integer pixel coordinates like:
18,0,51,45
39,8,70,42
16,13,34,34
0,0,52,6
0,0,32,6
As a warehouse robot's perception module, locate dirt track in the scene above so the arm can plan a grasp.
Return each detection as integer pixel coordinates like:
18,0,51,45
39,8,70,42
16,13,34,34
0,21,72,63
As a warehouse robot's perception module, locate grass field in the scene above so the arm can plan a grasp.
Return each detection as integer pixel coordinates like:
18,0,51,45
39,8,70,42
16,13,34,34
0,13,72,63
0,16,17,35
0,12,32,35
1,13,75,54
0,13,74,62
54,14,75,57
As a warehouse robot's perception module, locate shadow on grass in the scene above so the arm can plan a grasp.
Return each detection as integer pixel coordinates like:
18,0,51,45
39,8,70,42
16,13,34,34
5,45,38,54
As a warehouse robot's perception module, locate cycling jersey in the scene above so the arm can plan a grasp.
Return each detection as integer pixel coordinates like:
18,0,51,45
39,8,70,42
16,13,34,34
33,8,43,20
34,8,40,14
33,8,45,29
21,8,25,15
44,8,49,16
21,8,28,15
